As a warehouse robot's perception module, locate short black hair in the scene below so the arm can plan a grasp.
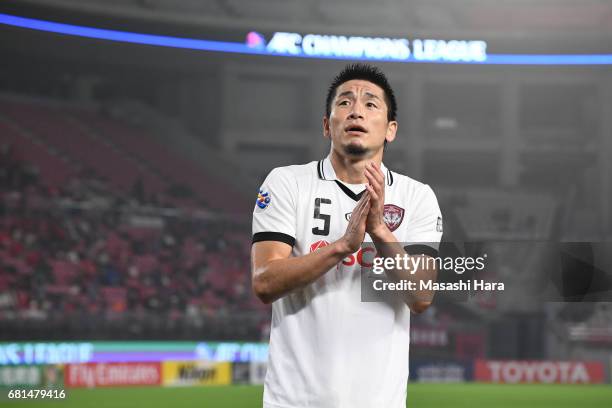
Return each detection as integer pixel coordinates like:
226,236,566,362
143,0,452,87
325,63,397,122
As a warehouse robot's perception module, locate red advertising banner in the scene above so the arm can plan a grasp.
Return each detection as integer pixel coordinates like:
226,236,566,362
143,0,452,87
65,362,162,388
474,360,604,384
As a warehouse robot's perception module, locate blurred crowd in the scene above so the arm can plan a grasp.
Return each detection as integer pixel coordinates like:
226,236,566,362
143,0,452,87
0,143,266,339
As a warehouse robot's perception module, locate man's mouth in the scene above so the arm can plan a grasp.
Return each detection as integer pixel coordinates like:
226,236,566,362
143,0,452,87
344,124,367,134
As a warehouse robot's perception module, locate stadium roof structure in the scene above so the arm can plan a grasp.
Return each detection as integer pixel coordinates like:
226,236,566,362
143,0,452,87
4,0,612,40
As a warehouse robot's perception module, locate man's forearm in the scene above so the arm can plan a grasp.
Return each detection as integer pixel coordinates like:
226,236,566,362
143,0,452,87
369,226,437,313
251,240,352,304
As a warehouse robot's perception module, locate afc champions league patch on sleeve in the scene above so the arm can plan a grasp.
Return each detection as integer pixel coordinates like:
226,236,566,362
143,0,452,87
256,188,271,210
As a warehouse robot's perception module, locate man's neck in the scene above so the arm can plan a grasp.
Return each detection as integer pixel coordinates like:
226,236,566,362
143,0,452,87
329,149,382,184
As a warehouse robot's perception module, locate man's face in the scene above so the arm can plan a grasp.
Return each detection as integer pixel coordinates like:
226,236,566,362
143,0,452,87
324,79,397,158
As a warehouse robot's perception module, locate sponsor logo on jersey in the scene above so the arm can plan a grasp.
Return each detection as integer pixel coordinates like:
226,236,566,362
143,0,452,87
436,216,443,232
383,204,405,232
310,240,330,252
256,189,271,209
342,246,376,267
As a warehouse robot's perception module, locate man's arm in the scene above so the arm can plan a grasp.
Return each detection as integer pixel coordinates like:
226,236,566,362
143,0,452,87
369,228,437,314
252,192,371,304
364,162,437,314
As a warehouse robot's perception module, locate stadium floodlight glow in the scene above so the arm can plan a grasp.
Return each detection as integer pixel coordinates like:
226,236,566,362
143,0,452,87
2,13,612,65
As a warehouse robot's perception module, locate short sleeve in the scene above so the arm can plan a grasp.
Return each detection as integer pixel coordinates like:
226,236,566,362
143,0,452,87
404,184,443,256
252,167,297,246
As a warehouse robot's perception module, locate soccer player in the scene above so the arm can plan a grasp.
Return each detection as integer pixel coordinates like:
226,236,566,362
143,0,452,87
251,63,443,408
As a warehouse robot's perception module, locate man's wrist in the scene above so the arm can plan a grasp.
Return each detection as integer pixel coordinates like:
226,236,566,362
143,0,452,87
331,239,355,258
369,224,392,242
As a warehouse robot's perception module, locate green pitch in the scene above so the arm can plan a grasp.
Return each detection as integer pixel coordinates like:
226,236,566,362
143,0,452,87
2,384,611,407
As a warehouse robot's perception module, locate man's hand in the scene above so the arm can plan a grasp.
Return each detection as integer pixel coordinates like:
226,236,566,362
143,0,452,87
364,162,389,238
338,191,370,254
363,162,436,313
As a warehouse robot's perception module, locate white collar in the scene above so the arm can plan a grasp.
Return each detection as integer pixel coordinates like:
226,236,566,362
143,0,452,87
319,155,393,186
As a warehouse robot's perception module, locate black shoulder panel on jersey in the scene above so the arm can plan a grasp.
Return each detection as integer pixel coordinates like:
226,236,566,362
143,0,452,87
404,244,438,258
334,180,365,202
253,232,296,247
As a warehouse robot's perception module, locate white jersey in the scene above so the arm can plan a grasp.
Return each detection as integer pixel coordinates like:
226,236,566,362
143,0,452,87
252,156,443,408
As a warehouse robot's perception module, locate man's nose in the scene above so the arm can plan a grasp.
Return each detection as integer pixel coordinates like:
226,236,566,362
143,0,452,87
348,104,364,119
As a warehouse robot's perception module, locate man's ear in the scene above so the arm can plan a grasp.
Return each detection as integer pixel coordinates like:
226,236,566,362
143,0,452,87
323,116,331,139
385,121,398,144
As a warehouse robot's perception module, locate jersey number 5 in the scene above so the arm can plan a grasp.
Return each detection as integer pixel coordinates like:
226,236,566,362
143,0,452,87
312,198,331,236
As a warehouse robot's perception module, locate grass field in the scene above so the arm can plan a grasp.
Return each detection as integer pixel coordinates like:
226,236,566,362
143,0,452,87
1,384,611,407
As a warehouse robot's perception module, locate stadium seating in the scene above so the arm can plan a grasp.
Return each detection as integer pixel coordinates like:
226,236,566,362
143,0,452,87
1,98,246,213
0,98,264,340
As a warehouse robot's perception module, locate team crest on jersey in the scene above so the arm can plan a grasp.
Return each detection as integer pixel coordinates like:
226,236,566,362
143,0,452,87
310,240,330,252
256,188,271,209
383,204,405,232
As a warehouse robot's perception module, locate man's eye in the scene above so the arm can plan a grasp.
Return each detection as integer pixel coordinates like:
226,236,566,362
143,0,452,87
367,102,377,108
338,100,350,106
